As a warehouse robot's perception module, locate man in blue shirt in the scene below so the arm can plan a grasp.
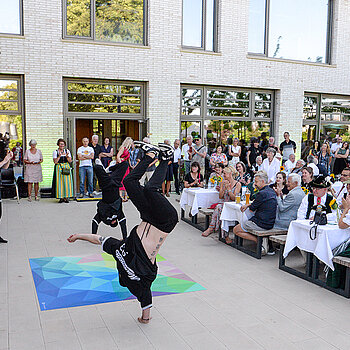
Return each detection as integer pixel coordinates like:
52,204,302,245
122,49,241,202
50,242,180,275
233,170,277,254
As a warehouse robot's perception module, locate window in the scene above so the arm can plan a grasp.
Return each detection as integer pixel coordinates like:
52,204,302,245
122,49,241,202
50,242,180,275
0,0,22,35
65,0,146,45
0,76,24,163
65,80,145,117
248,0,332,63
182,0,217,51
303,93,350,144
181,86,274,144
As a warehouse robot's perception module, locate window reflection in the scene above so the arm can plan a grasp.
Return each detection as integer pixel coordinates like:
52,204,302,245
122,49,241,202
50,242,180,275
321,96,350,122
269,0,329,62
66,0,91,37
248,0,266,53
0,0,21,34
303,96,318,120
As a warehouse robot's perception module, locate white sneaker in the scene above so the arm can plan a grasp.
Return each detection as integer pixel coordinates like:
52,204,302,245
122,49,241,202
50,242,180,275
261,237,268,256
92,191,99,196
95,159,104,167
105,160,117,173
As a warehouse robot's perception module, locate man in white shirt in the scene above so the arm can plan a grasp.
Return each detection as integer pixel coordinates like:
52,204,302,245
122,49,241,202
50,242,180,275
331,136,342,155
77,137,95,198
297,176,336,221
307,155,319,176
182,136,194,174
333,167,350,206
172,139,182,195
285,153,296,174
190,136,207,177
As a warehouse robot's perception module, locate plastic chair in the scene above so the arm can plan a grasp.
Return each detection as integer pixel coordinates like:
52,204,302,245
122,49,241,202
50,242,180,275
0,168,20,203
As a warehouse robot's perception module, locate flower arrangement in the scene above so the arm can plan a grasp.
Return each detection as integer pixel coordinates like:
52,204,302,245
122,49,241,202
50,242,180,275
330,173,335,179
301,187,309,195
280,166,285,171
210,175,223,184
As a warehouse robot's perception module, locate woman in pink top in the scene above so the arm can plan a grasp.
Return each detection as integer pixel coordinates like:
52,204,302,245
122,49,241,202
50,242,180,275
24,139,43,201
116,137,133,202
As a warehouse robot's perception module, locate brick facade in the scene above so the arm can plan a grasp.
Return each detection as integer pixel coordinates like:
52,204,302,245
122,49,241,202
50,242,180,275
1,0,350,186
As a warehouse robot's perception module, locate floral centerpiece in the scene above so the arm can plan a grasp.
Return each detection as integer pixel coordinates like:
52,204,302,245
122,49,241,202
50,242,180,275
210,175,223,187
301,187,309,195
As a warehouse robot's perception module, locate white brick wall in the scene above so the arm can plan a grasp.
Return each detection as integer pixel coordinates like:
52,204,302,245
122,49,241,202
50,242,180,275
1,0,350,185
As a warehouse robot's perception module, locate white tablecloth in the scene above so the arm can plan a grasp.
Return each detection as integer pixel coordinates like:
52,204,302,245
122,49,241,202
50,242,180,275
180,188,221,216
283,220,350,270
220,202,253,232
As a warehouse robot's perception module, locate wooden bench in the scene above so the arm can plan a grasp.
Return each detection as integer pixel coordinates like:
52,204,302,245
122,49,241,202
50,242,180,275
198,208,214,230
230,229,287,259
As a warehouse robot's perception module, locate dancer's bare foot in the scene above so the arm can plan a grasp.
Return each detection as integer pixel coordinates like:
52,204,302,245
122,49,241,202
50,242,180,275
202,228,213,237
225,236,233,244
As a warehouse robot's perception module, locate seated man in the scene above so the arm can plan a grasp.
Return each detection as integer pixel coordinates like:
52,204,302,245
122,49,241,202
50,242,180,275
297,175,336,221
306,155,319,176
333,167,350,207
91,158,129,240
233,171,277,255
273,173,305,230
68,142,178,324
285,153,296,174
0,151,13,244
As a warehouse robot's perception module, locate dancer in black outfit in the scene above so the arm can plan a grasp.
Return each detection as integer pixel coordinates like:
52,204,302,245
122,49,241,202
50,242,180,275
92,159,128,240
68,142,178,324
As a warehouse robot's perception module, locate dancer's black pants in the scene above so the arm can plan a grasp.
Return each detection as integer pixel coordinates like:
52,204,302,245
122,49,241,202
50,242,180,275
124,155,178,233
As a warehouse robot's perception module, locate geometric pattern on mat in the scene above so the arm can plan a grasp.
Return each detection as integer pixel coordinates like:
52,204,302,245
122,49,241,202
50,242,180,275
29,253,205,311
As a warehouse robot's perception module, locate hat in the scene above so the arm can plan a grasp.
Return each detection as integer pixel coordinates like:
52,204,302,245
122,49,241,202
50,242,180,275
310,175,331,189
194,135,201,139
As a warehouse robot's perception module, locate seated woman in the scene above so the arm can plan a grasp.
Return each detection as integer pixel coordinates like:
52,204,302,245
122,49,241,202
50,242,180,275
208,163,224,188
251,156,263,174
291,159,306,176
269,171,289,196
235,161,251,186
184,161,204,188
301,166,313,192
68,142,178,324
202,166,241,240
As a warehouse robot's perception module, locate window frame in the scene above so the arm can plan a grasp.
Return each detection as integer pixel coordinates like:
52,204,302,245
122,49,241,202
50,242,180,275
62,0,148,46
181,0,218,52
248,0,333,64
180,84,275,143
63,78,146,120
0,0,23,36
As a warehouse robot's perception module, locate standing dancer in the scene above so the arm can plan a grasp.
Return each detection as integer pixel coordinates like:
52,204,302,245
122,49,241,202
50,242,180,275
68,142,178,324
91,159,129,239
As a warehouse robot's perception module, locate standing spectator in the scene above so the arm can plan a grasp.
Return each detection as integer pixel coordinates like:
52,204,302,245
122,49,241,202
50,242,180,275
137,137,158,186
306,155,320,176
280,132,296,164
89,134,101,195
162,139,173,197
128,142,139,171
263,136,279,154
182,136,194,174
99,137,114,168
12,142,23,166
233,171,277,255
239,139,248,165
309,140,320,158
24,139,43,201
209,145,228,170
116,137,133,202
0,151,13,243
190,136,207,178
52,139,73,203
285,153,296,174
259,132,268,150
261,147,280,184
172,139,181,195
228,137,241,167
317,143,332,175
247,138,262,171
202,166,241,239
334,141,349,175
331,136,343,156
77,137,94,198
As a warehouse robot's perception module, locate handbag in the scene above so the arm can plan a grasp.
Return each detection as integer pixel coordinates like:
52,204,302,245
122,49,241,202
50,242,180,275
59,163,71,175
309,209,327,240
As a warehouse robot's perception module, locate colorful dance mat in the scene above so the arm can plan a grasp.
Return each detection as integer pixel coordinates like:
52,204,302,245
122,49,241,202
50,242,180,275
29,253,205,311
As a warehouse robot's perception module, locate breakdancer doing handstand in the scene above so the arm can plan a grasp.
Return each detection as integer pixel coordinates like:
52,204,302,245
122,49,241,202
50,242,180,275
92,158,128,240
68,142,178,324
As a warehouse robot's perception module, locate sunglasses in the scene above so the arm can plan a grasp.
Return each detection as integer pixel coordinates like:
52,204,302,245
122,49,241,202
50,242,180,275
194,139,199,141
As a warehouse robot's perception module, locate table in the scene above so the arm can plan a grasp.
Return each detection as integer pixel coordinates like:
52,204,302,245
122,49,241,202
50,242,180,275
220,202,253,232
283,219,350,270
180,188,220,216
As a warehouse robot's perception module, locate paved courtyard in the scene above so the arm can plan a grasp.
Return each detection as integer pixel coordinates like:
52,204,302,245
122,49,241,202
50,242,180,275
1,196,350,350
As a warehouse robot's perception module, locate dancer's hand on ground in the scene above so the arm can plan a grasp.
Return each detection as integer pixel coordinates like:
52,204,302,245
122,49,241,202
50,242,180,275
67,234,102,245
67,234,79,243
